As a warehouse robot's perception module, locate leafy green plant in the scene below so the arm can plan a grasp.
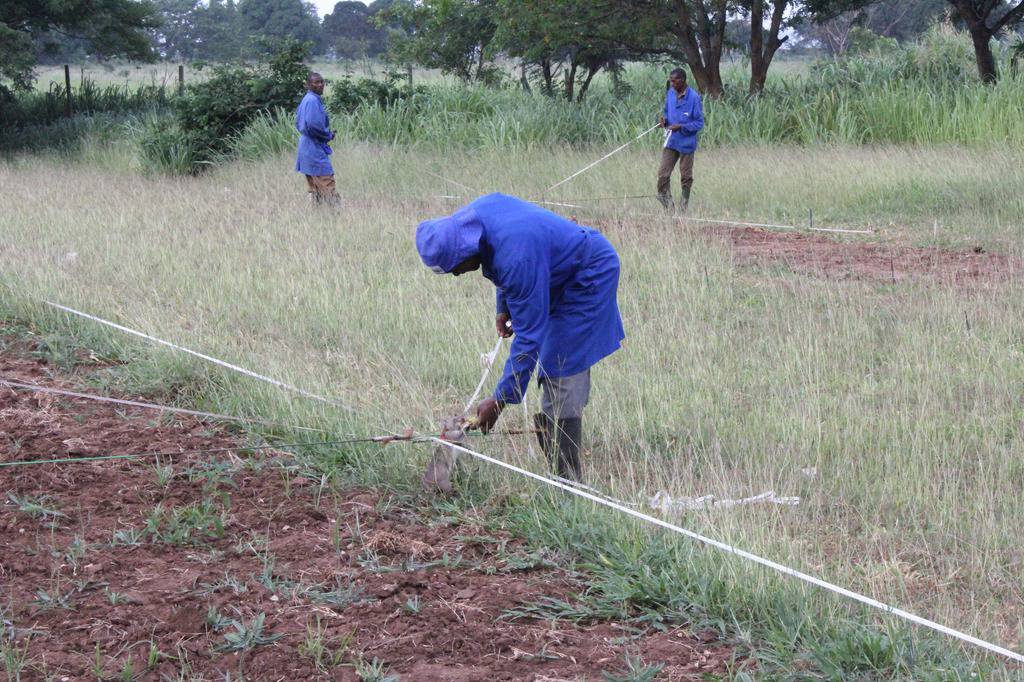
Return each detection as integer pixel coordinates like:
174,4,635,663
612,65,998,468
7,493,66,524
354,656,399,682
136,39,308,174
304,577,368,607
326,75,424,115
215,613,283,653
601,654,664,682
298,618,352,673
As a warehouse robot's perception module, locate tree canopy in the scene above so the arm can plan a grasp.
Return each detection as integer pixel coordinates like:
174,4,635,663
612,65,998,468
322,1,389,58
1,0,159,90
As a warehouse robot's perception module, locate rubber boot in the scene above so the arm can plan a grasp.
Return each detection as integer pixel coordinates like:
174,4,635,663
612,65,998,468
554,418,582,482
657,193,674,213
679,186,691,213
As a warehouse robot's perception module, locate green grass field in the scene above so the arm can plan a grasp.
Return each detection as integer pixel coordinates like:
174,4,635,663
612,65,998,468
3,138,1024,676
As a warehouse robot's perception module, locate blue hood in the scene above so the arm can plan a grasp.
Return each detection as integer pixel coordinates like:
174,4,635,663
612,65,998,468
415,205,484,274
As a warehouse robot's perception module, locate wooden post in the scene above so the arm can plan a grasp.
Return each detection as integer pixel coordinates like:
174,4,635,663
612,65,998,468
178,64,184,95
63,64,73,117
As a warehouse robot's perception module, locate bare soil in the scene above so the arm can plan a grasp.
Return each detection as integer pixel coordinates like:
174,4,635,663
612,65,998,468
0,334,736,680
721,226,1021,285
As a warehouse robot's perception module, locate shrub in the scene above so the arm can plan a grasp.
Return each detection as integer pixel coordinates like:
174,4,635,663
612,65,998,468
325,75,425,115
139,39,309,174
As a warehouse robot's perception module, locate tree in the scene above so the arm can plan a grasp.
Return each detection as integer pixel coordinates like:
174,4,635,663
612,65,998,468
152,0,201,60
322,1,388,58
658,0,732,97
381,0,499,82
804,0,1024,82
239,0,322,53
580,0,733,98
194,0,245,61
495,0,630,101
1,0,159,91
746,0,794,95
152,0,244,61
945,0,1024,82
863,0,947,42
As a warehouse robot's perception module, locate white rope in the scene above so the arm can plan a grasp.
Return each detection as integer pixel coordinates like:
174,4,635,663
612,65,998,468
464,336,503,414
545,124,662,194
649,489,799,512
42,301,354,413
437,194,873,236
425,170,479,194
679,215,874,236
0,378,327,433
430,436,1024,664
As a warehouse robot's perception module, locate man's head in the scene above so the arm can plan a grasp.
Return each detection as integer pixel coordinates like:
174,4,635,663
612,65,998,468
416,206,484,275
450,256,481,276
668,68,687,94
307,72,325,96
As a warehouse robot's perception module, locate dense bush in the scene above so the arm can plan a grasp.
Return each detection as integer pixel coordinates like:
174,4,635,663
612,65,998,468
325,75,425,115
137,40,309,174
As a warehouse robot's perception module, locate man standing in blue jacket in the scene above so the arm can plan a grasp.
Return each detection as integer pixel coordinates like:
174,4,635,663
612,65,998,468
295,72,339,205
657,68,704,213
416,193,626,482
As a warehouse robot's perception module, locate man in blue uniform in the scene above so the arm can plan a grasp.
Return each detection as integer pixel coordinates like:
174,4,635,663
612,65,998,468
416,193,625,482
295,72,339,205
657,68,704,213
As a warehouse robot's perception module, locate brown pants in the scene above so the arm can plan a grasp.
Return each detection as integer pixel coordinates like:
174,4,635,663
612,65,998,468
656,148,694,196
305,174,339,205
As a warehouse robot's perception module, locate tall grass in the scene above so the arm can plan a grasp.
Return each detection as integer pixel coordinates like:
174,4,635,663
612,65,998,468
0,78,171,155
221,52,1023,162
2,145,1023,675
1,79,170,129
312,27,1024,149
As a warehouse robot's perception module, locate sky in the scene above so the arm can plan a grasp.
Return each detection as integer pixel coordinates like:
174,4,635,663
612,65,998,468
309,0,367,18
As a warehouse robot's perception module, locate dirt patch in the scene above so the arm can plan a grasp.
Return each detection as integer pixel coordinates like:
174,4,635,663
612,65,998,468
720,227,1020,285
0,334,738,680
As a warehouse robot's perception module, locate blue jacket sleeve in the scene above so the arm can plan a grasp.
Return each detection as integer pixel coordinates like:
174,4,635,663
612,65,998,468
297,100,332,143
495,290,509,315
492,257,549,404
682,94,704,134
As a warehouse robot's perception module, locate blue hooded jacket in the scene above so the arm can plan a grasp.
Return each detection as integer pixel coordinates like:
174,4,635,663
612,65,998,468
416,194,625,404
662,85,704,154
295,91,334,176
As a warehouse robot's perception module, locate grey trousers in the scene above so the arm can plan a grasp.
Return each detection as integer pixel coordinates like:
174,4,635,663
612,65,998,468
656,148,694,196
540,369,591,420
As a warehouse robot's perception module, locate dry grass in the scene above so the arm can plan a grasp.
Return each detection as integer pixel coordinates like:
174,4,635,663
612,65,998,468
2,143,1024,664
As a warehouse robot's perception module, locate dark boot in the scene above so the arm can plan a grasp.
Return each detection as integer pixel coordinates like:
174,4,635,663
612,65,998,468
679,186,691,213
554,418,582,481
657,193,674,213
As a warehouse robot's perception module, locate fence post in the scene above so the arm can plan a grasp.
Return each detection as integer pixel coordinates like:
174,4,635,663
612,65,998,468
178,64,184,95
63,64,73,117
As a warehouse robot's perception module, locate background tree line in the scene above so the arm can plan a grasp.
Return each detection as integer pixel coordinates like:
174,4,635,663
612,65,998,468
2,0,1023,101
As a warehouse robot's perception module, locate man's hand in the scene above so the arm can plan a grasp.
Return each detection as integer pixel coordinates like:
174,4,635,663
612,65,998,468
496,313,513,338
659,115,667,128
669,123,682,132
473,397,504,434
